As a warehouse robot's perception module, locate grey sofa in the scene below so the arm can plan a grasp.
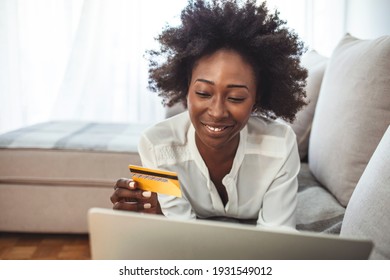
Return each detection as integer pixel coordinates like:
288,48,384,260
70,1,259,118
292,34,390,259
0,34,389,259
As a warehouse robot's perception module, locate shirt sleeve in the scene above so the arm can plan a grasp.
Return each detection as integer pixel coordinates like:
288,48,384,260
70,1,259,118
138,133,196,220
256,126,300,230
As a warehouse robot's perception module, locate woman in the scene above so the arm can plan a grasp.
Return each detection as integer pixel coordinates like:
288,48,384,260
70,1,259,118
110,0,307,229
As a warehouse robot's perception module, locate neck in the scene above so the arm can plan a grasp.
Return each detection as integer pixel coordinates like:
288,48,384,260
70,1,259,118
195,135,239,164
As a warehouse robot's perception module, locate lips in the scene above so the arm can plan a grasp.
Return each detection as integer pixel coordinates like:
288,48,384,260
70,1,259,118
205,125,227,132
202,122,234,134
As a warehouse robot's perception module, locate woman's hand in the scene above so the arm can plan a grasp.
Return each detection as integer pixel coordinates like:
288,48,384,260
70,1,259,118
110,178,163,214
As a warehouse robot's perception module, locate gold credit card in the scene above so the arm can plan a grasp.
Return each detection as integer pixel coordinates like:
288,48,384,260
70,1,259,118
128,165,182,197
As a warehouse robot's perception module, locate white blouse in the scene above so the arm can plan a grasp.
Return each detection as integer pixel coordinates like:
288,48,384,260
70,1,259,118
138,112,300,229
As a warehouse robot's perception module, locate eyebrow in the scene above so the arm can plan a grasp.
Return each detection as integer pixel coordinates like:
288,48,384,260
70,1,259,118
195,78,249,90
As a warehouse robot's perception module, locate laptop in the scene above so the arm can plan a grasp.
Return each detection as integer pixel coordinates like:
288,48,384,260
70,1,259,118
88,207,373,260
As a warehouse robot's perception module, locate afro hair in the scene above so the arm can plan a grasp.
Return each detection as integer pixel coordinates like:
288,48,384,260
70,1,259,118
147,0,308,122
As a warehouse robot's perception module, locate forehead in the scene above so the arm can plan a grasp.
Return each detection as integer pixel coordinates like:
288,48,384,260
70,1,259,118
191,49,257,85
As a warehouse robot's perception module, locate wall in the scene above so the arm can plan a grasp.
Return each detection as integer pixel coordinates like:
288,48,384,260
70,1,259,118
346,0,390,39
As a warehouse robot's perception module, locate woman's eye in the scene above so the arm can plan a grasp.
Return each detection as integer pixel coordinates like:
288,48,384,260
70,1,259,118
195,91,210,98
228,97,245,103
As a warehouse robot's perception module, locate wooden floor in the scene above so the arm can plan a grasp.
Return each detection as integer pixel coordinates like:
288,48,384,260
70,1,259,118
0,232,91,260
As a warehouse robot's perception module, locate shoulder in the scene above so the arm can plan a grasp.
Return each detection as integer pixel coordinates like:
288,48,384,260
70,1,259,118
245,116,297,156
247,116,295,139
141,111,191,146
138,112,192,166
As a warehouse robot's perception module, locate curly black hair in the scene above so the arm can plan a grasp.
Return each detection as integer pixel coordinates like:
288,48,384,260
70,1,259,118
147,0,307,122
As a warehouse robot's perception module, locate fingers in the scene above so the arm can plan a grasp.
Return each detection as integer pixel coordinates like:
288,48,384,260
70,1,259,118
113,200,158,214
115,178,137,190
110,178,160,214
111,189,153,204
110,178,137,204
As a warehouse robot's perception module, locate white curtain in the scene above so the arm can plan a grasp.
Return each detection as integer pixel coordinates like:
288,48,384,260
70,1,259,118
266,0,347,57
0,0,346,134
0,0,187,134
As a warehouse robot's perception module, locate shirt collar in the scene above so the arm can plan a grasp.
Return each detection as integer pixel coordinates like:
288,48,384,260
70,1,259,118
187,121,248,180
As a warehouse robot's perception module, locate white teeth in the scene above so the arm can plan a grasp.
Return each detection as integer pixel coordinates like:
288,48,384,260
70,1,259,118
206,125,225,132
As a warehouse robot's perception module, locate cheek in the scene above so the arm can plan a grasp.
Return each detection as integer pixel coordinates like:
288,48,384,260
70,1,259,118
186,93,201,121
237,111,252,125
186,93,195,113
187,92,205,113
230,103,255,122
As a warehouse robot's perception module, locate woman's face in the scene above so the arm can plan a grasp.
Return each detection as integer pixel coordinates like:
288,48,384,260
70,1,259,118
187,48,257,152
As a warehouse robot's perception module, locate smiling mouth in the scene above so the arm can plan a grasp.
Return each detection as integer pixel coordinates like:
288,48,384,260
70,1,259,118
204,124,230,132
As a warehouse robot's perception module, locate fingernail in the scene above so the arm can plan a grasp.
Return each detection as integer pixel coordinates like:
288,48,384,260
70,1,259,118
142,191,152,198
125,201,137,205
129,181,135,189
144,203,151,209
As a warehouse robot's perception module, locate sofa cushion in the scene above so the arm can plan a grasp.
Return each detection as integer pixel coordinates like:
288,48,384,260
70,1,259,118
291,50,328,160
340,125,390,260
308,34,390,206
296,163,345,234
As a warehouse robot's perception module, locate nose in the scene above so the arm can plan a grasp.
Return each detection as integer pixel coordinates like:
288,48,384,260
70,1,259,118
208,96,228,119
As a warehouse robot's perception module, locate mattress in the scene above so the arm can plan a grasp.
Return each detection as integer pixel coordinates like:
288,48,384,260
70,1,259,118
0,121,147,233
0,121,145,186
